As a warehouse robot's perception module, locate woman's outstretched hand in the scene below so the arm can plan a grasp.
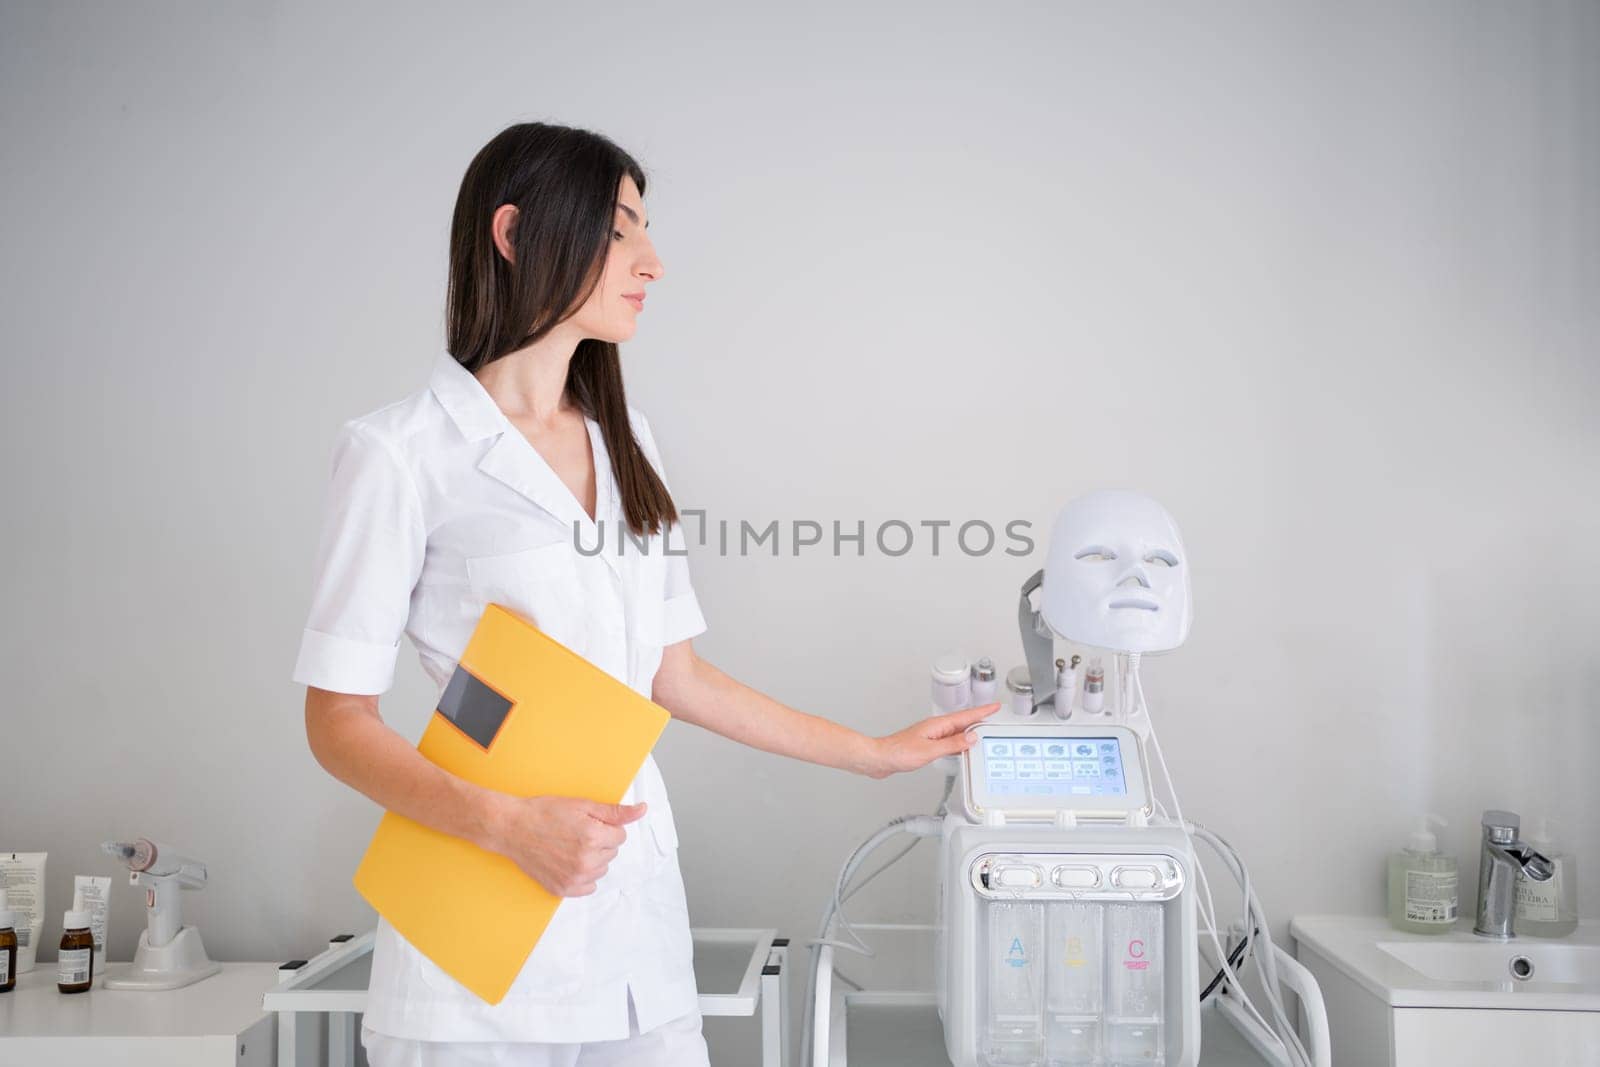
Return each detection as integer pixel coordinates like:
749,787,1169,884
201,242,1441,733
866,702,1001,779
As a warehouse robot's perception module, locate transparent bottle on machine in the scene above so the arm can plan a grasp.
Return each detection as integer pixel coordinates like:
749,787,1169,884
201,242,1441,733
1044,901,1103,1065
1105,902,1165,1065
985,901,1044,1064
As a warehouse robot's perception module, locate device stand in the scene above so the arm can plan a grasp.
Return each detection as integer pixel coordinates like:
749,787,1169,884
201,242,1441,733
103,925,222,990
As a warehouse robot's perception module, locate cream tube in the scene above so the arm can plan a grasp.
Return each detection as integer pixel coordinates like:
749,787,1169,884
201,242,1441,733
0,852,46,973
74,875,112,978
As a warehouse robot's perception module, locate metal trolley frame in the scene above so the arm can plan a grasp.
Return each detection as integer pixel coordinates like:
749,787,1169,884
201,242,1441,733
264,927,790,1067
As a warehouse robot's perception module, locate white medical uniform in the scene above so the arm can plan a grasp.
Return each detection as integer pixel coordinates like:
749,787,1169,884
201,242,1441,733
291,351,710,1064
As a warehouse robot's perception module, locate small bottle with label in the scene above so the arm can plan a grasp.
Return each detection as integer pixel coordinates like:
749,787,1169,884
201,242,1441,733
1516,816,1579,937
0,888,17,993
971,657,999,705
1005,666,1036,718
1082,658,1106,714
1051,658,1071,719
931,654,973,714
1387,813,1458,934
57,890,94,993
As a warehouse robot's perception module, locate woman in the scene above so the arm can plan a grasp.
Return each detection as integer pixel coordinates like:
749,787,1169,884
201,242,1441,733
292,122,998,1066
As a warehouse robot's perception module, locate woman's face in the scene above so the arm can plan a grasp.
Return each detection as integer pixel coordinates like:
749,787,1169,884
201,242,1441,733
571,175,663,343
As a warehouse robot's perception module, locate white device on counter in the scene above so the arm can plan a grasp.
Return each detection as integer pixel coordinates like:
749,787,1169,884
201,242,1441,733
800,490,1322,1067
100,837,220,990
937,722,1199,1066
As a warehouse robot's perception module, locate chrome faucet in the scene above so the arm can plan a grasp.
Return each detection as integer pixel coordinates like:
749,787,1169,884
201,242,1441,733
1474,809,1554,939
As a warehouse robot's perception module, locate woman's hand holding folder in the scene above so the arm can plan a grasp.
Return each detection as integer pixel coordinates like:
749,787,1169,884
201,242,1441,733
485,796,649,897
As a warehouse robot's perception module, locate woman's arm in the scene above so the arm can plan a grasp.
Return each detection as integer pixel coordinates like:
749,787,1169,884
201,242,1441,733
304,686,645,896
305,686,508,848
650,641,998,778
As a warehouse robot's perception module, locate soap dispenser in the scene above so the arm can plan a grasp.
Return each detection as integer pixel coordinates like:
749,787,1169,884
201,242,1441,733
1387,813,1458,934
1516,816,1578,937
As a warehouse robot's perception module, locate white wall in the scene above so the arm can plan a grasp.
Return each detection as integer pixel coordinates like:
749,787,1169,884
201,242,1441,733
3,2,1596,1062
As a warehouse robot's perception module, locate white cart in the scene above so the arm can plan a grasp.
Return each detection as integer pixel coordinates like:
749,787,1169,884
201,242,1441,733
0,960,279,1066
264,927,789,1067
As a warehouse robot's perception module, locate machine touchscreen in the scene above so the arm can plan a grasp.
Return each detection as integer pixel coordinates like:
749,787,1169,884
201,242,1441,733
979,735,1129,797
964,725,1149,818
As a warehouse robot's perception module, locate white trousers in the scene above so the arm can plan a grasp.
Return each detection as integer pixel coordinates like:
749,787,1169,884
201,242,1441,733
359,991,711,1067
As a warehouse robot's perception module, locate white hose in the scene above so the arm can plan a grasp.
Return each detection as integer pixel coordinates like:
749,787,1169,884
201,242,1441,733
1132,653,1313,1067
1188,822,1315,1067
799,811,944,1067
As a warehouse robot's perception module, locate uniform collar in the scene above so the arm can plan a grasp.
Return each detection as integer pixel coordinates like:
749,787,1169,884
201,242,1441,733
431,351,508,441
431,352,623,575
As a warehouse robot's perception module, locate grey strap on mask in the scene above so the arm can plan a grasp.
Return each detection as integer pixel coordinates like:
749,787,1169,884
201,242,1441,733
1017,568,1057,715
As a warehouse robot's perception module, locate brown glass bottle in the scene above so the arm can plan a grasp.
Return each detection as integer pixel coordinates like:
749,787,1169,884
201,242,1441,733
0,922,15,992
0,888,16,992
57,894,94,993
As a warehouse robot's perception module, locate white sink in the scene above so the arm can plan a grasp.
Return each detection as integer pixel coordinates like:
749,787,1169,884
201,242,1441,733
1378,936,1600,988
1291,915,1600,1067
1291,914,1600,1009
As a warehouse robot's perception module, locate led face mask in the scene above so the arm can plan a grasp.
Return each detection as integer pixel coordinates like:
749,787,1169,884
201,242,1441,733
1017,490,1192,710
1040,489,1192,654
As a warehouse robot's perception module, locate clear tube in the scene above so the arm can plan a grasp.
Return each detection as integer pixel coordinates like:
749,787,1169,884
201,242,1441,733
985,901,1044,1064
1105,902,1165,1064
1045,902,1103,1065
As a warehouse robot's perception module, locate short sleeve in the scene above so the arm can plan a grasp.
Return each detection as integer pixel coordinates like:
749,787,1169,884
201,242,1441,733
633,412,708,645
290,422,426,695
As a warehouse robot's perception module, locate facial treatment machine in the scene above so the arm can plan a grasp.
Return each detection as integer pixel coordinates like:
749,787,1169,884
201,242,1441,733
803,491,1325,1067
937,719,1197,1066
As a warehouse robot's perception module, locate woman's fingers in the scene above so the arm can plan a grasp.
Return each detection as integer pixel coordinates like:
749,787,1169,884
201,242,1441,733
927,702,1001,738
942,731,978,757
871,703,1002,776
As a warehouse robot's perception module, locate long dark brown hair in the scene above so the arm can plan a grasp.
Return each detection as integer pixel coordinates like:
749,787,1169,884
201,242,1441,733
446,122,677,538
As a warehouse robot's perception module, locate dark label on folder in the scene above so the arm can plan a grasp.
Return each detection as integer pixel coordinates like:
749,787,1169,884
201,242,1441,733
437,666,513,750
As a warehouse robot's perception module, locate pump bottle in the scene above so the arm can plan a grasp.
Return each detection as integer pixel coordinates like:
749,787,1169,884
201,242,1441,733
1516,816,1579,937
1387,814,1458,934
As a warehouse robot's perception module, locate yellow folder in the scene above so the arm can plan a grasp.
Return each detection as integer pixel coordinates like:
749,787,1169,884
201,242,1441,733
352,603,671,1004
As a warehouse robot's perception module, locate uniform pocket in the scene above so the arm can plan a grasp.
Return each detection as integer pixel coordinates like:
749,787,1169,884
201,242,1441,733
636,755,680,855
650,808,680,852
465,542,588,654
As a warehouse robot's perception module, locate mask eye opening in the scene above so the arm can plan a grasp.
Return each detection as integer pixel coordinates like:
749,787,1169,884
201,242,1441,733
1074,546,1118,562
1143,549,1179,567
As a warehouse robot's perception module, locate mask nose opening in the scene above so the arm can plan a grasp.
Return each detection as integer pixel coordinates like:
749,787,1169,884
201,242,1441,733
1110,568,1158,611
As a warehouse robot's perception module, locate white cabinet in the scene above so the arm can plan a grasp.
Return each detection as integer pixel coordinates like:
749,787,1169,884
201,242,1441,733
0,961,278,1066
1291,915,1600,1067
